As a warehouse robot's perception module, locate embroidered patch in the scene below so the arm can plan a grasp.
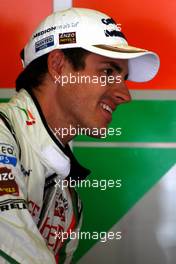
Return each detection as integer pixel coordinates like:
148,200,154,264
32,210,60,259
59,32,76,45
0,166,19,196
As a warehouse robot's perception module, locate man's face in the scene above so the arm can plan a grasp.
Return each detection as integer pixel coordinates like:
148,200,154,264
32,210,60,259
56,52,131,135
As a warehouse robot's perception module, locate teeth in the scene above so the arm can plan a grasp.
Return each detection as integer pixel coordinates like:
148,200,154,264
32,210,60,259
101,103,113,114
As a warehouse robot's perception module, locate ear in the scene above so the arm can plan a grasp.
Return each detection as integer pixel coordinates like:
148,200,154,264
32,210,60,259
47,50,65,82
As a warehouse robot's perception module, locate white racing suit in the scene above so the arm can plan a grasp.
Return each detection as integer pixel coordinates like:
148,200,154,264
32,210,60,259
0,89,90,264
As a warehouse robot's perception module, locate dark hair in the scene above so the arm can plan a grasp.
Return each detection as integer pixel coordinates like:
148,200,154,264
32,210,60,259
15,48,89,92
62,48,89,70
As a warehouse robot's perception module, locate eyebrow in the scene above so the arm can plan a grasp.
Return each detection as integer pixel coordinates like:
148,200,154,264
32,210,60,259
101,61,129,80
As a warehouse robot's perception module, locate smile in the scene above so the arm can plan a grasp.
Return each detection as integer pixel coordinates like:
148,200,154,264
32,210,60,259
100,103,113,114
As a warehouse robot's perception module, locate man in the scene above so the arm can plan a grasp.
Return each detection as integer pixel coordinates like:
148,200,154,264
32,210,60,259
0,7,159,264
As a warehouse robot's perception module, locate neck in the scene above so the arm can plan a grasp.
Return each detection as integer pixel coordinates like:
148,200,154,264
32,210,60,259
31,85,77,145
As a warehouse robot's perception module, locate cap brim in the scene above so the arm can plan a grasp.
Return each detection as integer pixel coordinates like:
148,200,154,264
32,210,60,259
82,44,160,82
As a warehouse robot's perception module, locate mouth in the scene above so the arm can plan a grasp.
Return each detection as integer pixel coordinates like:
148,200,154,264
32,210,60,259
100,102,113,114
100,102,114,123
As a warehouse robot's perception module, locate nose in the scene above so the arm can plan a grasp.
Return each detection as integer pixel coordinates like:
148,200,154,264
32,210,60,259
112,81,132,105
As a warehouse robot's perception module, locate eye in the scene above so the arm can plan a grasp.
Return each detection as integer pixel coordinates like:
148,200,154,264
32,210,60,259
103,68,114,76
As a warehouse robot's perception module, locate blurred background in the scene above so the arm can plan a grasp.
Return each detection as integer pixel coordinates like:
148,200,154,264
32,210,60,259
0,0,176,263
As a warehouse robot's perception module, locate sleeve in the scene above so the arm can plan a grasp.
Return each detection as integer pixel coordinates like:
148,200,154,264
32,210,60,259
57,218,82,264
57,194,83,264
0,119,56,264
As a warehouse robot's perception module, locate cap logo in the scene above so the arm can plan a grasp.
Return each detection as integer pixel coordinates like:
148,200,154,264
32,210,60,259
33,26,56,39
35,35,54,52
105,30,126,39
59,32,76,45
101,18,126,40
101,18,116,25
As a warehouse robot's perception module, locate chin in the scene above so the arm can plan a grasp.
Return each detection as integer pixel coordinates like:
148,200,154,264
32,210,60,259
79,120,109,138
88,127,108,139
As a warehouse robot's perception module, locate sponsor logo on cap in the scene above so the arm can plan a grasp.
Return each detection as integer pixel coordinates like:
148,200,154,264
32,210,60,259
33,26,56,39
58,21,79,30
101,18,117,26
35,35,54,52
101,18,126,39
59,32,76,45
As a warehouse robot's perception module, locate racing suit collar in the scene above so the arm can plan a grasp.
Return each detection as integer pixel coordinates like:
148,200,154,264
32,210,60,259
28,89,91,181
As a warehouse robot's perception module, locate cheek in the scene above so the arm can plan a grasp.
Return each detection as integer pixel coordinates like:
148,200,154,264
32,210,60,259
58,84,91,116
59,81,106,123
71,83,101,107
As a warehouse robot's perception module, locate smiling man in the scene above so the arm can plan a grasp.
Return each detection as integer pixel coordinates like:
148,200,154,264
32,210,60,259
0,8,159,264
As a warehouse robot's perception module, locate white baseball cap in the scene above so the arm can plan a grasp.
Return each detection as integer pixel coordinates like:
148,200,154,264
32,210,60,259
22,8,160,82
